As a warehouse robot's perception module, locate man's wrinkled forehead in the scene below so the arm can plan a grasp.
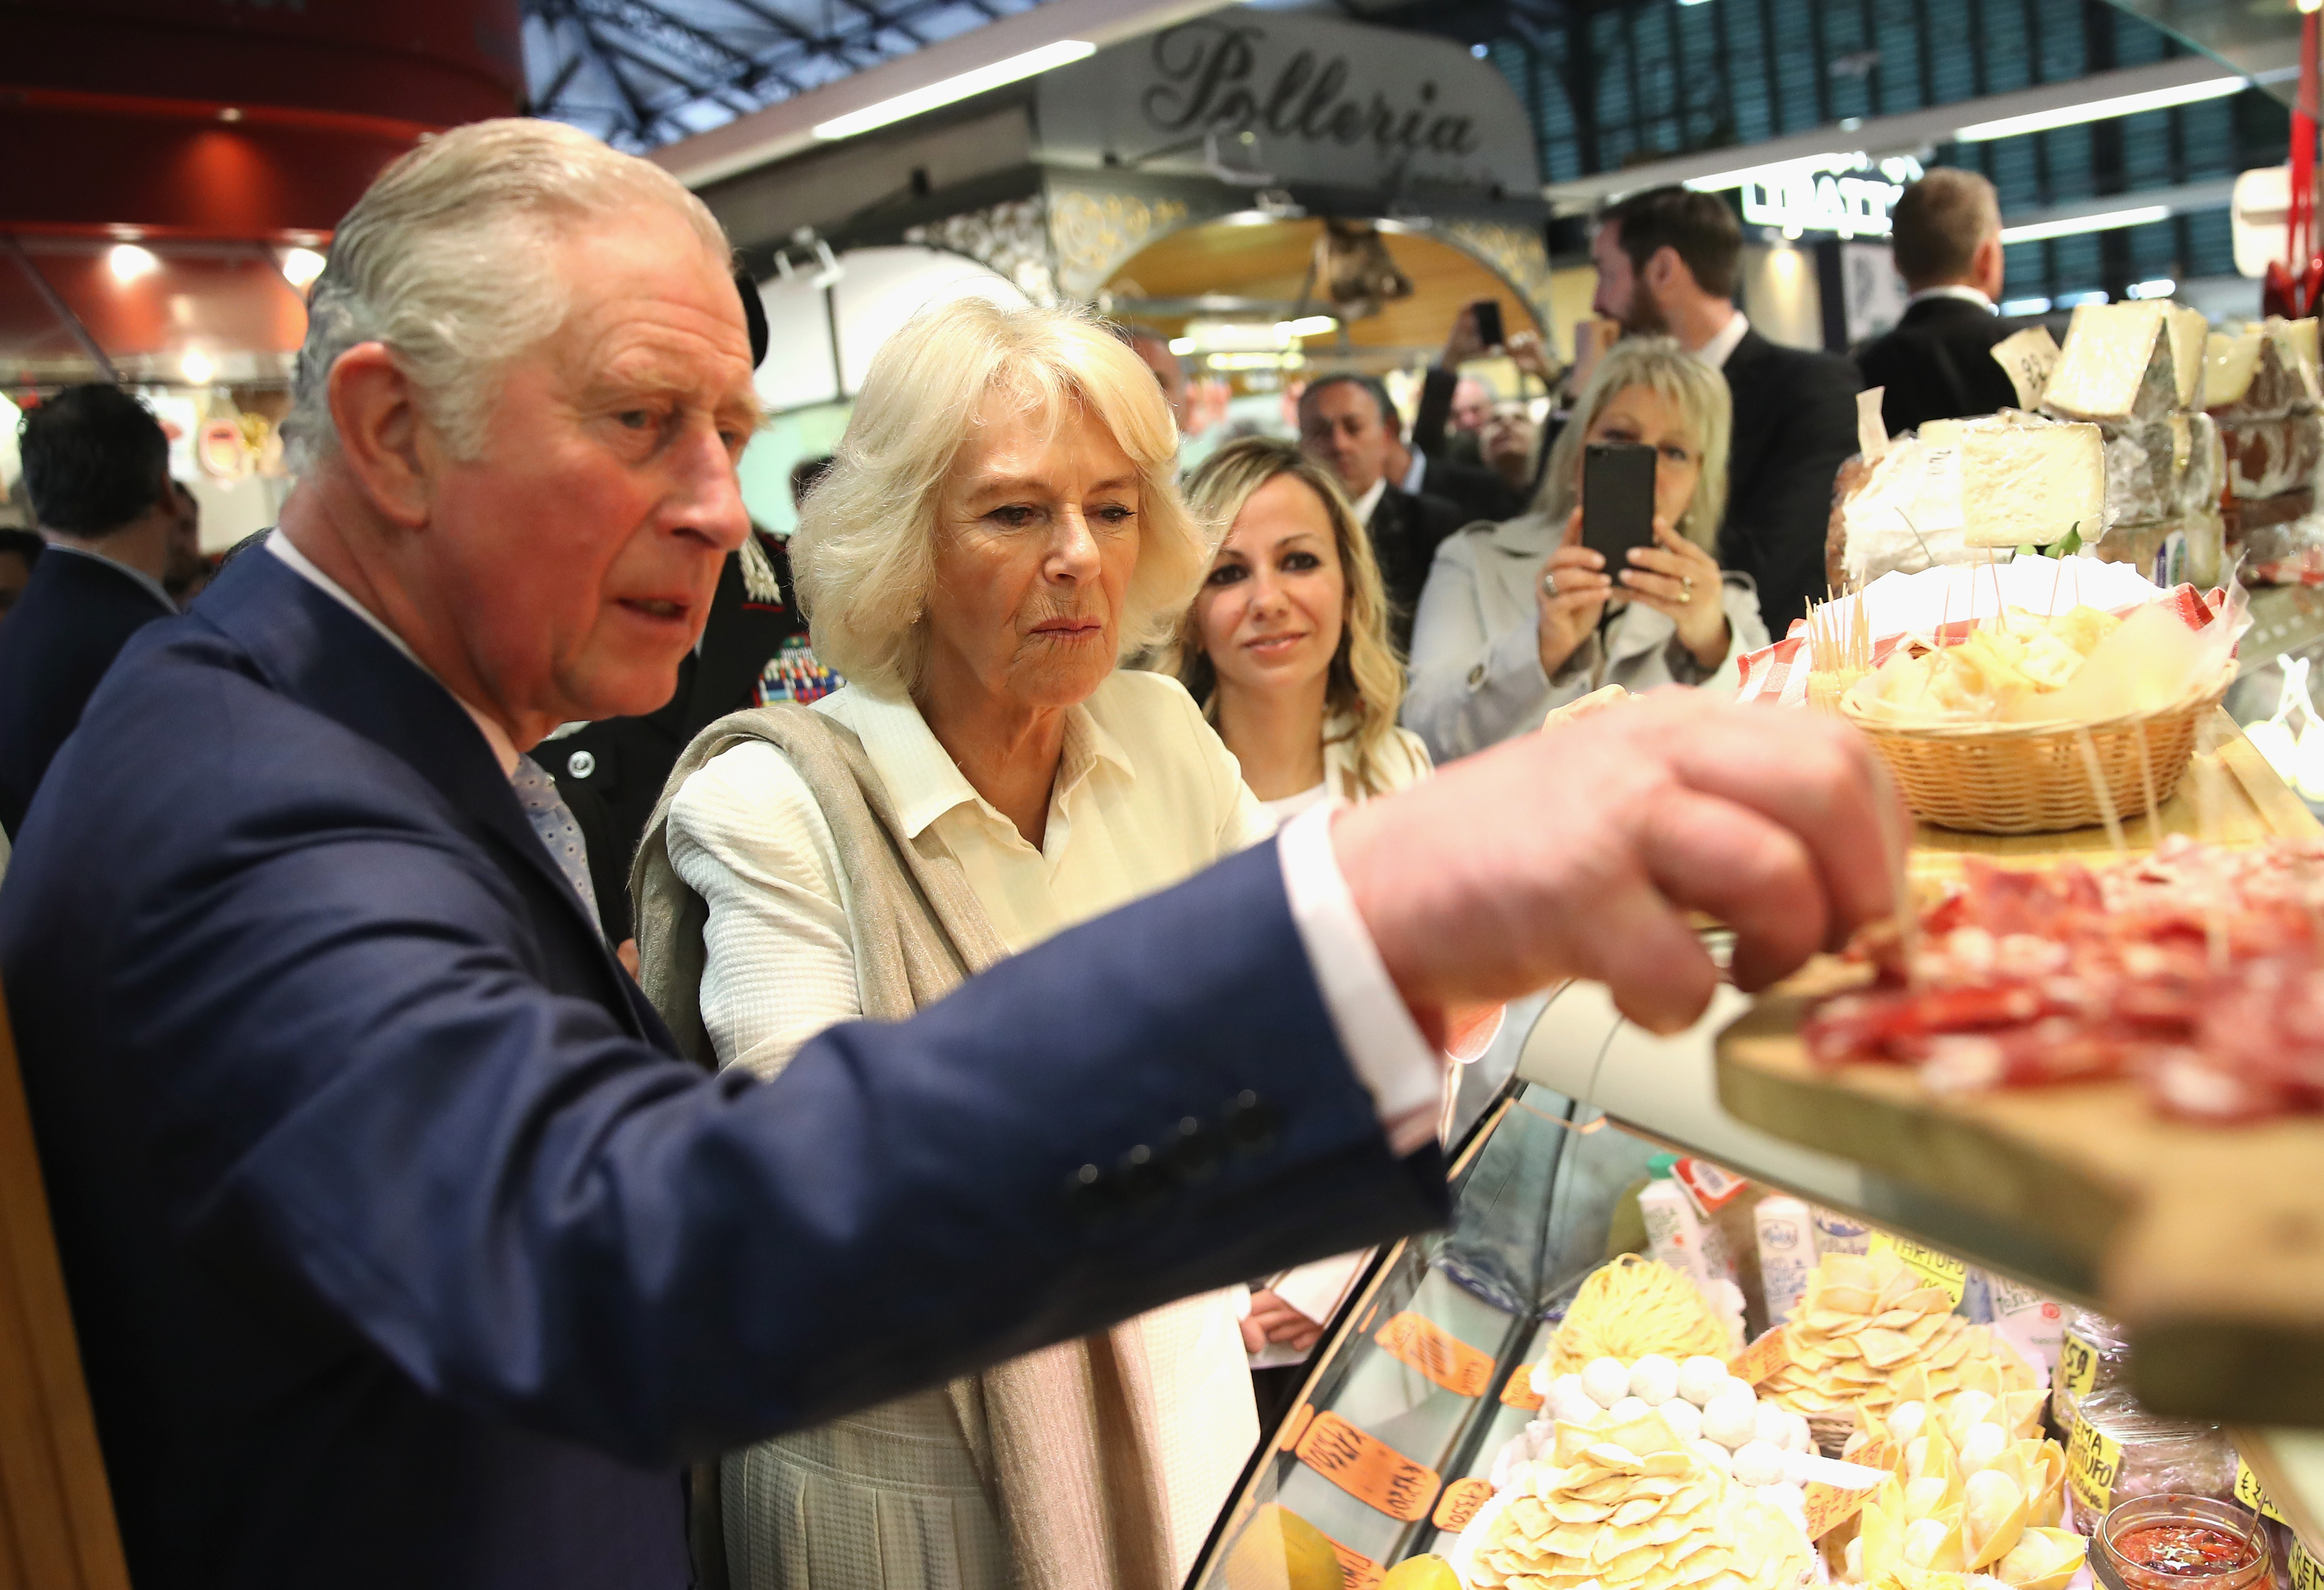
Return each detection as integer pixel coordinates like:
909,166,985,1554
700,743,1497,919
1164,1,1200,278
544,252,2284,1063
545,219,755,403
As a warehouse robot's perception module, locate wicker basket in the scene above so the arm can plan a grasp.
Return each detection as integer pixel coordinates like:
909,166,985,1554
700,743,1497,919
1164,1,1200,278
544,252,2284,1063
1840,668,2233,834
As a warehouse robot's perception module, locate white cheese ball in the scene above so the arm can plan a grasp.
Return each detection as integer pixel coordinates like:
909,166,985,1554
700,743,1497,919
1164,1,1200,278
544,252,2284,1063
1701,1389,1759,1450
1531,1364,1559,1400
1608,1396,1653,1425
1676,1355,1731,1407
1752,1401,1792,1449
1656,1398,1704,1443
1550,1385,1602,1428
1627,1354,1680,1407
1731,1439,1787,1488
1783,1410,1813,1453
1688,1437,1734,1476
1581,1357,1630,1409
1718,1375,1758,1405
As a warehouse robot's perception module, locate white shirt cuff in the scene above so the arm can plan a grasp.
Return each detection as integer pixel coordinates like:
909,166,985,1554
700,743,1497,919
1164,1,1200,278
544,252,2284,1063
1276,802,1447,1157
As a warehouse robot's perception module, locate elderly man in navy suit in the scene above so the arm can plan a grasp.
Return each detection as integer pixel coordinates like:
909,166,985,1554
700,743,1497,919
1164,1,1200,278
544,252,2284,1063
0,120,1902,1590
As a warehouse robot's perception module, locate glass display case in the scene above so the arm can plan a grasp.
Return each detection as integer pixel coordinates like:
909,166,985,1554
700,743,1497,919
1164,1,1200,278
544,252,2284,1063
1187,1080,1678,1589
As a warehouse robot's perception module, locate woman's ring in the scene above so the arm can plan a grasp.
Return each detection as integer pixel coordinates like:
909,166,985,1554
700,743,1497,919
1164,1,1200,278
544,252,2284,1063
1682,575,1696,594
1679,588,1693,605
1543,571,1557,596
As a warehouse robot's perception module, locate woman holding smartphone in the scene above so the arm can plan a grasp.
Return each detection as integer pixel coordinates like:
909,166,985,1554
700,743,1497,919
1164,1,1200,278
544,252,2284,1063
1402,336,1766,763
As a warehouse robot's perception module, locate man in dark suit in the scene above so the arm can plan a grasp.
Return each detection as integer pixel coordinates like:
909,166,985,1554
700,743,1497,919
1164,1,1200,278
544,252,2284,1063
0,385,187,836
1854,169,2024,436
0,119,1901,1590
1592,188,1862,632
1298,373,1466,649
1388,415,1522,527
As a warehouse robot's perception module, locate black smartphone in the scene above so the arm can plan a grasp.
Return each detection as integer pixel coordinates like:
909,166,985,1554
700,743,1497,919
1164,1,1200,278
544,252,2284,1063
1581,441,1658,565
1472,298,1504,349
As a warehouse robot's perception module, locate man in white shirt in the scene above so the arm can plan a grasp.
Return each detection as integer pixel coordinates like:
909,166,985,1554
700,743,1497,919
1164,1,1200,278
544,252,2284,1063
1855,169,2024,435
1589,186,1862,631
0,118,1905,1590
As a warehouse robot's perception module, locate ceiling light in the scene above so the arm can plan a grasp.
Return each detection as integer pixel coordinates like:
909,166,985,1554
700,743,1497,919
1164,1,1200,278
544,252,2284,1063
1999,204,2169,244
1685,153,1854,193
1167,336,1197,356
1999,296,2054,315
2125,277,2177,300
108,243,159,282
1276,315,1337,339
2053,289,2110,308
1953,76,2243,141
181,351,215,385
813,39,1095,141
280,247,327,290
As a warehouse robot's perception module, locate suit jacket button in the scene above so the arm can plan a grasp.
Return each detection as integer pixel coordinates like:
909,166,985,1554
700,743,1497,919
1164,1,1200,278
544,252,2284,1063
1117,1143,1170,1207
1224,1091,1279,1154
1166,1115,1220,1182
1466,664,1486,688
1065,1163,1115,1222
566,750,597,779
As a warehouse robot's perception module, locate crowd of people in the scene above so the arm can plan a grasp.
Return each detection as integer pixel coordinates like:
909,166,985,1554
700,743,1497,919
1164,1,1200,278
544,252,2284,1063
0,117,1932,1590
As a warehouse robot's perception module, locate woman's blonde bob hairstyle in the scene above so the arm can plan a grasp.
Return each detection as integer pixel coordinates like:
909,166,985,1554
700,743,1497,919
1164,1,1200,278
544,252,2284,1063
1534,335,1732,554
1171,436,1411,798
790,297,1208,698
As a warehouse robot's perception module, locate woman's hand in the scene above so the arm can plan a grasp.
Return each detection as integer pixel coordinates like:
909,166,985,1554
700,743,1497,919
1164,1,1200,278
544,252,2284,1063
1617,517,1731,671
1244,1290,1324,1355
1537,509,1611,680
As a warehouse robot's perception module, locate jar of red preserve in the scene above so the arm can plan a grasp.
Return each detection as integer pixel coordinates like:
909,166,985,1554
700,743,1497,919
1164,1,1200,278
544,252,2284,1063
2095,1495,2270,1590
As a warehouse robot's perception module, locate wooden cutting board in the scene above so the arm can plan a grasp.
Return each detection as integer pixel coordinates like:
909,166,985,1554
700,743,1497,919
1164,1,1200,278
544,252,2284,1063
1716,720,2324,1427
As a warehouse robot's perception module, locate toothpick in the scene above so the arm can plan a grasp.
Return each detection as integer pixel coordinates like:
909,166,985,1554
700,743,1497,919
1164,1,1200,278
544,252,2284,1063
2050,546,2068,615
2074,726,2128,863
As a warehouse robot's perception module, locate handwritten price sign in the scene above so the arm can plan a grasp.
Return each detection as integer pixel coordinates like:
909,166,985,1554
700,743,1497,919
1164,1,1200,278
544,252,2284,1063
1800,1440,1887,1540
1375,1312,1494,1399
1294,1410,1443,1522
1433,1478,1495,1533
1729,1327,1794,1387
1499,1365,1544,1410
1323,1536,1384,1590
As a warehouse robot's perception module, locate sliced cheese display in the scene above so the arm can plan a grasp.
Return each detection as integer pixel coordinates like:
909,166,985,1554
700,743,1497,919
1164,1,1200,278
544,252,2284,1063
2206,320,2321,418
1958,419,2104,547
1468,1411,1814,1590
2041,301,2203,423
1753,1250,2042,1422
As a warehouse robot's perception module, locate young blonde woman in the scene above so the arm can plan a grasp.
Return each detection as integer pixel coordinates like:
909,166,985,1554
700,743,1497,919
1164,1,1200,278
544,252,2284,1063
1171,436,1431,1417
1173,436,1430,820
1403,336,1767,763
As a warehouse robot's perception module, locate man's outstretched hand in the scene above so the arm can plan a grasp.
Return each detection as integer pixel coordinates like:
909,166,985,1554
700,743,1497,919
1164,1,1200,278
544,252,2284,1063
1332,691,1906,1036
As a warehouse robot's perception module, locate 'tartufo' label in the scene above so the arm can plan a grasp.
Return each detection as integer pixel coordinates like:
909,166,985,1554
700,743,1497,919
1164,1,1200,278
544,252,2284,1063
2065,1417,2123,1517
1434,1478,1495,1533
1801,1440,1889,1540
1730,1326,1794,1386
1499,1366,1544,1410
1375,1311,1495,1399
2057,1329,2100,1400
1294,1410,1443,1522
1867,1231,1969,1307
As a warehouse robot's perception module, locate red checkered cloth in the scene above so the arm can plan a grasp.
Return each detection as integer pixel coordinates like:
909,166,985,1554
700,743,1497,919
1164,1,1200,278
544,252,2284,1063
1735,584,2224,707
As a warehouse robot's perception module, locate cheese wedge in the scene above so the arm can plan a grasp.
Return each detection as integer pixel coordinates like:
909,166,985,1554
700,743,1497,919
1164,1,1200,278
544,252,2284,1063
1959,419,2105,547
2206,319,2321,417
2042,301,2205,422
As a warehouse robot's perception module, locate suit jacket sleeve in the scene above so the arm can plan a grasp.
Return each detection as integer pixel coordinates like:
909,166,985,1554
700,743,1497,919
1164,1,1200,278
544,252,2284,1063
1726,355,1860,631
145,816,1444,1469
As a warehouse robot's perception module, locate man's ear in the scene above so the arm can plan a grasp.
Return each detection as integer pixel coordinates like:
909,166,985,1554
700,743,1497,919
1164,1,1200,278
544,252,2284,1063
1647,244,1689,296
326,343,433,530
1972,233,2007,301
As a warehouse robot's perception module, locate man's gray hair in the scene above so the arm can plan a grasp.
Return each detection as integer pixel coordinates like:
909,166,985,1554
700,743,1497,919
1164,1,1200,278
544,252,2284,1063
284,118,730,474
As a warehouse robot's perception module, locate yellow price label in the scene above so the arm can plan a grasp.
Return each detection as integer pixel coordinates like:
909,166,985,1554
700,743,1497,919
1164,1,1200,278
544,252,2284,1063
2065,1417,2122,1517
2292,1540,2322,1590
1867,1231,1969,1307
2236,1459,2290,1526
2057,1330,2099,1400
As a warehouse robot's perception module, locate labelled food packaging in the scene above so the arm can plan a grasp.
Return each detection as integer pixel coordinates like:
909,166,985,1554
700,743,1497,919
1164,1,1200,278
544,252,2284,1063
1640,1155,1737,1290
1754,1196,1814,1329
1810,1205,1871,1258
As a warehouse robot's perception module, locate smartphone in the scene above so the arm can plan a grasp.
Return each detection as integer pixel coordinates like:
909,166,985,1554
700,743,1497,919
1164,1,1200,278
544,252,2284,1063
1581,441,1658,565
1472,299,1505,350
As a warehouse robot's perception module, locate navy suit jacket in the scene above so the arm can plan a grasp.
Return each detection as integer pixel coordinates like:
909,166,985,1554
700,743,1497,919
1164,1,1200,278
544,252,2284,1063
0,545,174,836
0,548,1446,1589
1719,328,1863,633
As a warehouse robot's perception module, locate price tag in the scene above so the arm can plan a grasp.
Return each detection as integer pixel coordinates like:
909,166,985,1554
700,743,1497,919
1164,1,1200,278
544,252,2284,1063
2065,1417,2122,1517
1867,1231,1969,1307
1800,1440,1889,1540
1434,1478,1496,1533
1294,1410,1443,1522
2235,1459,2290,1525
1731,1326,1794,1386
1991,326,2062,410
1323,1535,1384,1590
1278,1402,1315,1453
1500,1365,1544,1410
1375,1312,1495,1399
2057,1329,2099,1400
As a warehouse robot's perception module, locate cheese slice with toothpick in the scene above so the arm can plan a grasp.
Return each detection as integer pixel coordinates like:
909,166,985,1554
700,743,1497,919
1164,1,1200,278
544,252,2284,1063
1959,420,2104,548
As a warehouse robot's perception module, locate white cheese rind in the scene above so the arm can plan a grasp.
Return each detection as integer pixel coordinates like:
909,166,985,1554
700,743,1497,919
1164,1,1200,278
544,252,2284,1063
1960,419,2105,547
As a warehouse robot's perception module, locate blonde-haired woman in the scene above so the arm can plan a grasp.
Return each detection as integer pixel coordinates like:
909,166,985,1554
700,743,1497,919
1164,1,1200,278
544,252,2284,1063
1170,435,1429,1414
633,297,1261,1590
1174,435,1428,814
1403,336,1766,762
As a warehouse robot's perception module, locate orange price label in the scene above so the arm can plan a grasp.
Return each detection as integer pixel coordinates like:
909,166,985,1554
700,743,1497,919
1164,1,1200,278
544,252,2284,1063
1800,1440,1888,1540
1433,1477,1495,1533
1294,1410,1443,1522
1322,1535,1384,1590
1375,1312,1495,1399
1278,1402,1315,1453
1730,1326,1794,1387
1499,1364,1544,1410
